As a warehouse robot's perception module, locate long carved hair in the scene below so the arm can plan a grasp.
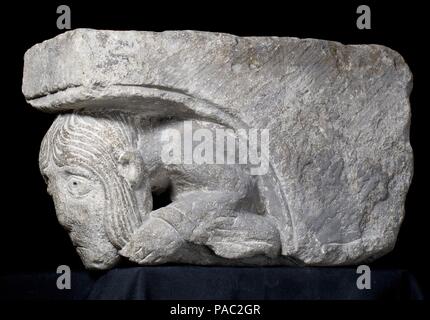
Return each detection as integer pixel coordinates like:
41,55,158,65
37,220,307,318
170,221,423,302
39,111,147,249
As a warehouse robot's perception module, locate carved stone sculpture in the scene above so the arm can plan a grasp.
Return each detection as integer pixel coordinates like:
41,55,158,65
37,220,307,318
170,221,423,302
22,29,413,269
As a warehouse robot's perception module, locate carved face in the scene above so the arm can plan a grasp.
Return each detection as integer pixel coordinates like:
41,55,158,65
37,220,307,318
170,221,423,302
41,161,119,269
39,112,147,270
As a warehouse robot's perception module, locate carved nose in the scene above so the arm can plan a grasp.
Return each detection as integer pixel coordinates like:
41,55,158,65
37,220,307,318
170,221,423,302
54,203,73,231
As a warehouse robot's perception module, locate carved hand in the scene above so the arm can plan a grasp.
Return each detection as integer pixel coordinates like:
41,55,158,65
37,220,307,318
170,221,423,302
120,216,185,264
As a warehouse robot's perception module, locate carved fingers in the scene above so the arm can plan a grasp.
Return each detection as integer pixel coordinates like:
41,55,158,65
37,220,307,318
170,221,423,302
120,216,185,264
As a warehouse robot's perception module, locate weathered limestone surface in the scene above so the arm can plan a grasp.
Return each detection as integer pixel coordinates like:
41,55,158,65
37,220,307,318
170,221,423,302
22,29,413,269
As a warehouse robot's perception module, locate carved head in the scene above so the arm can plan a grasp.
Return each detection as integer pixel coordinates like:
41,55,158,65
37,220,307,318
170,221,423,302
39,112,151,269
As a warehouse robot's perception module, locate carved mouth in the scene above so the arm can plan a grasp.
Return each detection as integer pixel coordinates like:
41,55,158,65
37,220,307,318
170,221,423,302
70,233,84,248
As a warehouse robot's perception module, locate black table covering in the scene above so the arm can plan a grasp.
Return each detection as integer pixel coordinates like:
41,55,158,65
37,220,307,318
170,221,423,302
0,266,424,300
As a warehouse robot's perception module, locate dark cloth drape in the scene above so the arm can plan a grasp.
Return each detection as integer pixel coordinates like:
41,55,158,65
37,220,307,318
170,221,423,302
0,267,424,300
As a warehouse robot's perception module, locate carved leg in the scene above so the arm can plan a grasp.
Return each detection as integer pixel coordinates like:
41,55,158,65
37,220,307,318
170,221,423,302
120,191,281,264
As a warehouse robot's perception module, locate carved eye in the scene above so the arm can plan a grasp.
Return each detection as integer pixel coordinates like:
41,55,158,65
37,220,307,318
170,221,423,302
66,176,92,198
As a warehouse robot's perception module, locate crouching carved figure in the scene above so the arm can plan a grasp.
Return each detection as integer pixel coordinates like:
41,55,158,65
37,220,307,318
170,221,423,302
27,30,412,269
39,111,285,269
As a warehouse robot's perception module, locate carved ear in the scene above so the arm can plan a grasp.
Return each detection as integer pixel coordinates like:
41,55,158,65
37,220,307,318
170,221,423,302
117,150,144,189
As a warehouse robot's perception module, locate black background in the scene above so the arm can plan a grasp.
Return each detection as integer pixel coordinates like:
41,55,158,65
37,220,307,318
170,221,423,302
0,1,428,299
